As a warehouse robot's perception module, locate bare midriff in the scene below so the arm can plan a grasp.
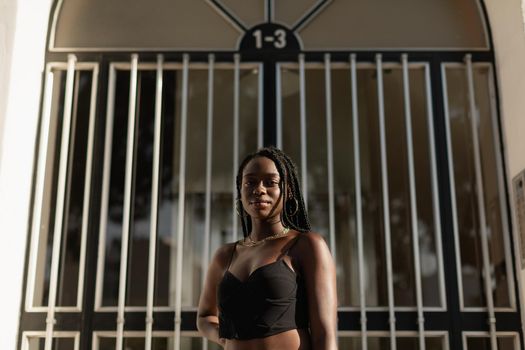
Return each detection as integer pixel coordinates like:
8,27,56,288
224,329,311,350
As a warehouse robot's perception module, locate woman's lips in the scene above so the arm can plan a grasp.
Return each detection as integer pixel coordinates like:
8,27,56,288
250,201,271,208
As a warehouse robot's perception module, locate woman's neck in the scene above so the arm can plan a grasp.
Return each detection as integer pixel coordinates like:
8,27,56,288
249,219,285,241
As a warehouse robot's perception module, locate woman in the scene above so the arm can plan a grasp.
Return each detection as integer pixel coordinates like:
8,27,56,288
197,147,338,350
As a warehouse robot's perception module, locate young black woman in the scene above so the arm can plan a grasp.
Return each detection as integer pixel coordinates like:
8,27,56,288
197,147,338,350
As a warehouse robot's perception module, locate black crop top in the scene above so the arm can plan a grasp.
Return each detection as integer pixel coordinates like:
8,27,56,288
217,236,309,340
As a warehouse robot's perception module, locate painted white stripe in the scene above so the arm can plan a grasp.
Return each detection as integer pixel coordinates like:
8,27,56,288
145,54,164,350
276,63,283,149
44,54,77,350
232,54,240,242
95,64,117,311
423,64,446,309
59,70,80,310
26,65,53,311
258,64,264,149
202,54,215,350
324,53,336,257
174,54,190,350
465,54,498,350
298,54,308,208
376,54,397,350
116,53,139,350
440,64,466,311
76,65,99,311
402,54,425,350
351,54,367,350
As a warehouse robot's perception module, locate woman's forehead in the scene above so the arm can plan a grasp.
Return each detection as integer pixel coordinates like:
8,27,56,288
242,156,280,176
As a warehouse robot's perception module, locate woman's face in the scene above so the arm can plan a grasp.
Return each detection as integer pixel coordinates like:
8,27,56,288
240,156,284,221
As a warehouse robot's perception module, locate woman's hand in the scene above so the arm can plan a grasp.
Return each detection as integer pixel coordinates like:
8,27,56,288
196,244,233,347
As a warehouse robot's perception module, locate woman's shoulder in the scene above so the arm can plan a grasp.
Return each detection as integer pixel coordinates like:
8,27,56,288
210,242,237,270
294,231,329,250
293,231,333,265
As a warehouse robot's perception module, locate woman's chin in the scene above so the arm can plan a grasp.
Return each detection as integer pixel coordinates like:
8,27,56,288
247,210,279,221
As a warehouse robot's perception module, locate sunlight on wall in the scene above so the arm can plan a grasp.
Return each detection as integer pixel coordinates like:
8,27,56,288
0,1,52,349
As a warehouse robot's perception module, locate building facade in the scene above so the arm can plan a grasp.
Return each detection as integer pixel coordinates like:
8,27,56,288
1,1,525,349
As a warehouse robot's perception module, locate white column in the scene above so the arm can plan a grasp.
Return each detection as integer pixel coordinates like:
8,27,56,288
145,54,164,350
376,54,397,350
116,53,139,350
95,64,117,310
298,54,308,208
44,54,77,350
401,54,425,350
350,54,367,350
324,53,336,257
232,54,240,242
201,54,215,350
174,54,190,350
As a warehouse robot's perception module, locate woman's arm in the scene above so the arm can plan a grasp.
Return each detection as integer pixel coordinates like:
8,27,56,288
299,232,338,350
196,245,231,348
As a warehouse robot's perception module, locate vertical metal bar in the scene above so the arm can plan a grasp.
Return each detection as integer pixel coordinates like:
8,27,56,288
232,54,240,242
44,54,76,350
376,54,397,350
26,65,53,310
258,63,264,149
276,63,283,149
350,54,367,350
324,53,336,256
76,65,99,309
145,54,164,350
116,53,139,350
74,333,80,350
169,67,181,310
487,66,516,310
174,54,190,350
423,64,446,309
465,54,498,350
58,70,80,307
441,64,466,310
202,54,215,350
95,64,117,310
298,54,308,208
402,54,425,350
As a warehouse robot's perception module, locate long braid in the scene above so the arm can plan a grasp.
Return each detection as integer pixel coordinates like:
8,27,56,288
235,147,311,238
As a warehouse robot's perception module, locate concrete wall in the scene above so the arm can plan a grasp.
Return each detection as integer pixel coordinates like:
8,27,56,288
0,0,52,349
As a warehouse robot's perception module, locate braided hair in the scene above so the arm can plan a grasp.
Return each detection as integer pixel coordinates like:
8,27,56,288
236,147,311,237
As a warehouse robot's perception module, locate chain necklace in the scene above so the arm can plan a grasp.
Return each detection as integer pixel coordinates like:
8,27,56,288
239,227,290,247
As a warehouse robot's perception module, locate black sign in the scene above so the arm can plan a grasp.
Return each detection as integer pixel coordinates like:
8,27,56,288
239,23,301,52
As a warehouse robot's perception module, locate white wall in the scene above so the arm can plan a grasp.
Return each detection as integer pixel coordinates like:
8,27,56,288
484,0,525,338
0,0,52,349
0,0,17,170
485,0,525,178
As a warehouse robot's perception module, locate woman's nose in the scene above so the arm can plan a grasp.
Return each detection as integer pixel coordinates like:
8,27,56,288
253,181,266,194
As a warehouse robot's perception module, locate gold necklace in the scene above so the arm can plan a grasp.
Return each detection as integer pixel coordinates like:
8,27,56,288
239,227,290,247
